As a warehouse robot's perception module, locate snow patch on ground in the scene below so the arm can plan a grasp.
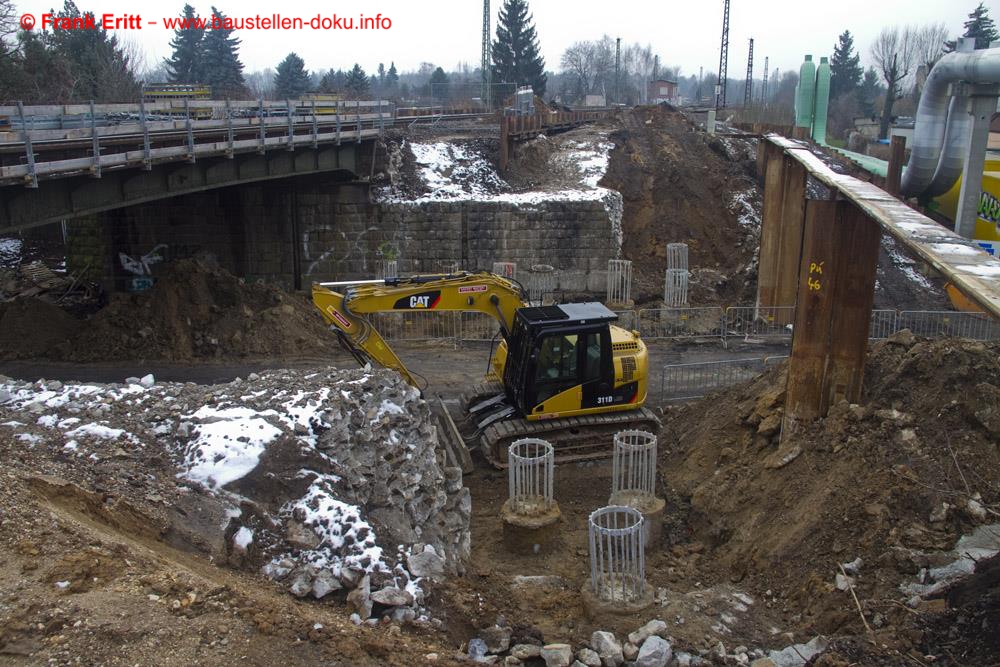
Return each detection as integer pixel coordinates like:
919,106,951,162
730,190,762,229
883,236,934,290
179,406,283,490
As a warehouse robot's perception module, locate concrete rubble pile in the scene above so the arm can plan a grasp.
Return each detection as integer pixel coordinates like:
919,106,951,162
466,617,828,667
0,366,470,624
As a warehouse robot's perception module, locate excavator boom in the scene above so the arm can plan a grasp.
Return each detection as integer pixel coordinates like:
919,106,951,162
311,272,526,387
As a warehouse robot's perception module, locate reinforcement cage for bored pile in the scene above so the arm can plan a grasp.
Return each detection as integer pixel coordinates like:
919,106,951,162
606,259,633,305
667,243,689,271
611,430,658,502
664,268,688,307
375,259,398,281
588,505,646,603
492,262,517,281
507,438,555,515
527,265,558,305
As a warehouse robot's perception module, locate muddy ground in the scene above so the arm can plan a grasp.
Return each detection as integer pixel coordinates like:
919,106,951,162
2,334,998,666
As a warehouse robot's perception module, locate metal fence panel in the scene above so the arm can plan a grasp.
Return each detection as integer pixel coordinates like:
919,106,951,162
897,310,999,341
869,310,898,340
659,357,787,401
724,306,795,340
459,311,503,342
368,311,460,343
613,309,638,331
637,307,724,341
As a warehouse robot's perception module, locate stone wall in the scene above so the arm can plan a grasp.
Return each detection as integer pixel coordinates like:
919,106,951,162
66,177,619,294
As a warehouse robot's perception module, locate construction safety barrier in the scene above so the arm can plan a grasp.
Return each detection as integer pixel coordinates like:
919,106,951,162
869,310,898,340
368,311,461,343
659,356,788,402
637,307,725,341
724,306,796,341
897,310,999,341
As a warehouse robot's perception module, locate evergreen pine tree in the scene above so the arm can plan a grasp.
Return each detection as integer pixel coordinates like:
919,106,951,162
273,52,310,98
345,63,369,98
491,0,546,96
859,67,880,117
201,6,244,97
386,62,399,89
829,30,863,99
44,1,138,101
164,4,203,83
946,3,999,50
429,66,449,100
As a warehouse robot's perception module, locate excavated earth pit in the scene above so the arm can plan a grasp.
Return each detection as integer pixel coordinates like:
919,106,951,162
0,334,997,666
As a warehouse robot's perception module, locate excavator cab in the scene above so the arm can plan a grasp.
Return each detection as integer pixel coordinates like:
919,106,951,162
502,303,621,418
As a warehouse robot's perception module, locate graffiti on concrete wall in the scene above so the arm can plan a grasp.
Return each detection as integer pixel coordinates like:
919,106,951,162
119,244,168,276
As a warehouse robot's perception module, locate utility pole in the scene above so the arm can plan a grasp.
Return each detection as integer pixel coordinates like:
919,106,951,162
482,0,491,108
744,38,754,108
762,56,769,106
615,37,621,105
716,0,730,110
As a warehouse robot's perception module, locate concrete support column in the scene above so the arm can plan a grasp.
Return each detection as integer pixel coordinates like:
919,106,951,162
781,200,880,442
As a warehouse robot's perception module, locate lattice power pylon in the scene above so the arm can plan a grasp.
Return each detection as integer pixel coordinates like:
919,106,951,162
716,0,730,110
744,38,754,108
482,0,492,107
761,56,769,105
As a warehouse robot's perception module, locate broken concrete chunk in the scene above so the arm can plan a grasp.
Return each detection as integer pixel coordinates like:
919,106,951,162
370,586,413,607
311,570,342,599
511,644,542,660
479,625,512,654
635,636,672,667
407,545,446,580
347,574,372,619
540,644,574,667
285,520,321,550
627,619,668,646
576,648,601,667
590,630,623,667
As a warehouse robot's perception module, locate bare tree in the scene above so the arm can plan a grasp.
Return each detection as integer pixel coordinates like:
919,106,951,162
0,0,17,56
871,26,919,139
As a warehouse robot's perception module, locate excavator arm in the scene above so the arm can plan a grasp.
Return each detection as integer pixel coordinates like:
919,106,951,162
311,272,527,388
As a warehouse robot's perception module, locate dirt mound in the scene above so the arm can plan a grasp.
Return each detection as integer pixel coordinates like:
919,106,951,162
0,298,82,359
601,106,761,305
660,335,1000,643
0,259,338,362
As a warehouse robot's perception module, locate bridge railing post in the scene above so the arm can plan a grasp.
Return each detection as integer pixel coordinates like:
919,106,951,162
356,105,362,143
286,99,295,151
16,102,38,188
138,98,152,170
225,98,234,158
89,99,101,178
258,98,266,154
311,100,318,148
336,106,342,146
184,98,195,163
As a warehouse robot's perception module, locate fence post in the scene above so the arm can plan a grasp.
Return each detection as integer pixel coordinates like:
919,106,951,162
184,97,195,162
225,98,235,158
258,98,266,153
16,102,38,188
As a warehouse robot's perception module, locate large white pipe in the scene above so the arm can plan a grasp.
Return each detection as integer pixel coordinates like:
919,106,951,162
900,40,1000,198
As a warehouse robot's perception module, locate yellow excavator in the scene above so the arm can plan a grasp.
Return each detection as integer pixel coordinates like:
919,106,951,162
311,271,659,466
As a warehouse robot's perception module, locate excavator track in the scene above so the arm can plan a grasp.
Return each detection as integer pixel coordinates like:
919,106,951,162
478,406,661,468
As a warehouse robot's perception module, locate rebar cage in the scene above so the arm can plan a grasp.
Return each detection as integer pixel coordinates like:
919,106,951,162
507,438,555,516
588,505,646,603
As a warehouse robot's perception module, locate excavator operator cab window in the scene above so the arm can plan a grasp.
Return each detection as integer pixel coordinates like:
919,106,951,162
535,334,578,382
528,326,610,410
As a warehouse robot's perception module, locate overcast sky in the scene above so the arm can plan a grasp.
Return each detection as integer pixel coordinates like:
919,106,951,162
14,0,999,79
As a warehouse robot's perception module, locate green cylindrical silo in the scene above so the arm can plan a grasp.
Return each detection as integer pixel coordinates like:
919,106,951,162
812,56,831,144
795,55,816,129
